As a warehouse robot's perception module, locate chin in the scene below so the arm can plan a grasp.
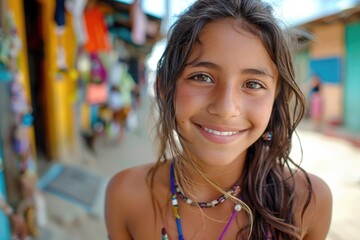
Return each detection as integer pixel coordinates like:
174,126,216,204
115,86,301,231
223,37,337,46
194,151,246,168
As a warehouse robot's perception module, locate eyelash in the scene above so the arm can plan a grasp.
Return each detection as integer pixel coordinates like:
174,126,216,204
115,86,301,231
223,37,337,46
189,73,213,83
188,74,266,89
243,80,265,89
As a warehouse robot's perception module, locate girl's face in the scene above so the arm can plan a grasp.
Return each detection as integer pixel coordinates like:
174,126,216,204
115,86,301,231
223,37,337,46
174,19,278,167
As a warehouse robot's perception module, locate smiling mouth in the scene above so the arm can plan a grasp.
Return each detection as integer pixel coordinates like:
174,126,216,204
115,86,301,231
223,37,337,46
202,126,239,136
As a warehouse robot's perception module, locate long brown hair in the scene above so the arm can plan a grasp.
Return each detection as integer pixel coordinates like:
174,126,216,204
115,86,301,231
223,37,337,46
150,0,311,239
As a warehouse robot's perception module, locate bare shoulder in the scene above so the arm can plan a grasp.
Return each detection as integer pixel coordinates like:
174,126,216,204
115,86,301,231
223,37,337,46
104,163,155,240
293,171,333,240
106,163,154,195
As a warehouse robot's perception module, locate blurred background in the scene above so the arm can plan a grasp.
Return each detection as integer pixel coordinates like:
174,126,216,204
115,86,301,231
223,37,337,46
0,0,359,239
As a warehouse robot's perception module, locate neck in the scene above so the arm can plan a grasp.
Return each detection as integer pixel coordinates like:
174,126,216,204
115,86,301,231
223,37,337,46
175,152,247,203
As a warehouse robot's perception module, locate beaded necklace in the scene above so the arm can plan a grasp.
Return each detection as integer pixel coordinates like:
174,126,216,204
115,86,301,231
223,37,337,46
174,170,241,208
168,162,242,240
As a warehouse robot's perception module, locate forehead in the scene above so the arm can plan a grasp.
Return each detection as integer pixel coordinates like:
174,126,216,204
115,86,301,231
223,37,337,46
187,19,278,79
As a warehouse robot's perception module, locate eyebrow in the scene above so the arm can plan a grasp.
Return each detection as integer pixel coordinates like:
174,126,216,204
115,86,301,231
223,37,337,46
186,61,221,70
242,68,275,80
187,61,275,80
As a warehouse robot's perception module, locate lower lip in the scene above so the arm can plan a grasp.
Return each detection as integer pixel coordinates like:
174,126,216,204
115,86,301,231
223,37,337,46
196,124,242,144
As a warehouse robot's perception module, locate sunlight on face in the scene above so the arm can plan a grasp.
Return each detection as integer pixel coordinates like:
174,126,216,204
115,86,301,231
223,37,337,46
174,19,278,167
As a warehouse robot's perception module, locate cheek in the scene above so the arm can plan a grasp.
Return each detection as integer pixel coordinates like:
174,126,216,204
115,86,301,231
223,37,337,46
247,96,275,127
175,89,190,109
175,82,205,115
174,84,193,125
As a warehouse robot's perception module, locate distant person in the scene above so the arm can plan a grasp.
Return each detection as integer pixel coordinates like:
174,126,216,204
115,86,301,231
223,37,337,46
105,0,332,239
310,75,323,129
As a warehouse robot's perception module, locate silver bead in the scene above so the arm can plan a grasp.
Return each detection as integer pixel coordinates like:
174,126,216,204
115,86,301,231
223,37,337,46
234,204,242,212
172,198,178,206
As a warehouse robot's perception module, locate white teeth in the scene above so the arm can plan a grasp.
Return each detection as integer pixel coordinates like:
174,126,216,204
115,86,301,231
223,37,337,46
203,127,238,136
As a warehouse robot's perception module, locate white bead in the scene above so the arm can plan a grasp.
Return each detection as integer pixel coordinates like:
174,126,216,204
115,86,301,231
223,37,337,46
172,198,178,206
234,204,242,212
211,200,218,206
186,198,193,204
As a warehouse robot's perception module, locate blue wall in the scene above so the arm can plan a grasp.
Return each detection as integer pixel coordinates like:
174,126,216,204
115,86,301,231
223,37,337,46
310,57,341,84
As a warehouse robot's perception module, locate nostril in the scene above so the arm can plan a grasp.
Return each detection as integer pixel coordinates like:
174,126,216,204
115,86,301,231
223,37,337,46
207,94,241,119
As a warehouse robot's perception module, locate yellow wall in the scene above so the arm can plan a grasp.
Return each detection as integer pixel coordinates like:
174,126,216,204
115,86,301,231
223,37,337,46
7,1,29,83
41,1,77,161
8,0,78,161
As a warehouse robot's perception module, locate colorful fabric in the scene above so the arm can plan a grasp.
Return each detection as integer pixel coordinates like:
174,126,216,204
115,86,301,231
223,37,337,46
65,0,88,45
84,7,111,53
130,1,147,45
119,68,135,106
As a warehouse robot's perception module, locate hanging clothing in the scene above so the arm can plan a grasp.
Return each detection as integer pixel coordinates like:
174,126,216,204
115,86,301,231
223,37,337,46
84,7,111,53
119,66,136,107
86,53,109,105
65,0,88,46
130,0,147,45
54,0,66,27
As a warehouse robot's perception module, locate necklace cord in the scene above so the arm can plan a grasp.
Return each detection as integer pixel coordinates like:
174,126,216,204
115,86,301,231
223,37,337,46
170,163,185,240
167,163,271,240
173,163,241,208
218,208,238,240
170,162,241,240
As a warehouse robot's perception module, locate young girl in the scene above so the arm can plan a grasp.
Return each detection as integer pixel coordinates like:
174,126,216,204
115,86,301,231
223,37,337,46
105,0,332,239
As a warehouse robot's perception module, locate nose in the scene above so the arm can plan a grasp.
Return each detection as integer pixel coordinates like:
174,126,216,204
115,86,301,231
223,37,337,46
207,83,241,119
